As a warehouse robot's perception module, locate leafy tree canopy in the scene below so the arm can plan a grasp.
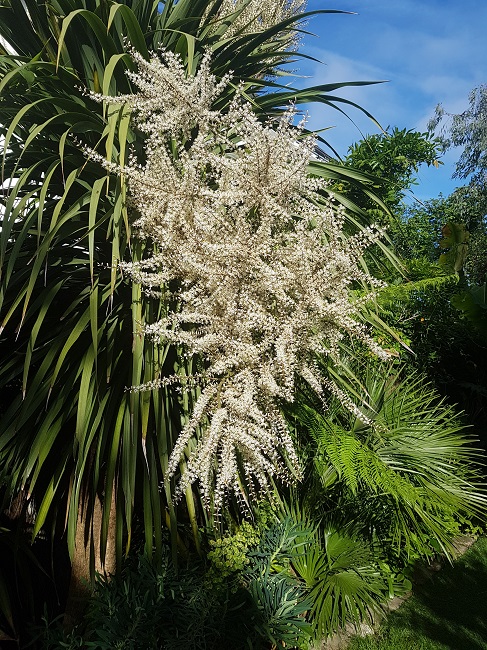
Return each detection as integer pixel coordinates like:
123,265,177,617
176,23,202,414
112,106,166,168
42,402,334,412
429,85,487,186
392,186,487,282
343,127,443,211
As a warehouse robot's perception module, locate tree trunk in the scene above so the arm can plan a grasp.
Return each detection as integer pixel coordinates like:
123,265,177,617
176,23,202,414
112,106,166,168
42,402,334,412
63,489,116,631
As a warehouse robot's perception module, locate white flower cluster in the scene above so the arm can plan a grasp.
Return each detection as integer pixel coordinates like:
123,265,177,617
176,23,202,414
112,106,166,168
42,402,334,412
205,0,306,38
91,50,387,509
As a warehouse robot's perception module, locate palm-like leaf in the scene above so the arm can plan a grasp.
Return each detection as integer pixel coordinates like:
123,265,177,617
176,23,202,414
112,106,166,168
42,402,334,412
293,360,487,559
292,529,391,639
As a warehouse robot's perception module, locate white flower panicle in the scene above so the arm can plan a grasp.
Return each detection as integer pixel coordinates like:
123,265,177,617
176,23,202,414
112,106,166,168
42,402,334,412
203,0,307,47
89,49,387,510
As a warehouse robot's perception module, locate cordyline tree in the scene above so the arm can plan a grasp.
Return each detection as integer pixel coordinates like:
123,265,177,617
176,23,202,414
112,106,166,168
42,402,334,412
0,0,390,627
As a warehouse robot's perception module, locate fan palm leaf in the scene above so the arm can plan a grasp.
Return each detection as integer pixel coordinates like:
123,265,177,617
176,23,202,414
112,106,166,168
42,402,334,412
293,360,487,559
292,529,392,638
247,506,401,640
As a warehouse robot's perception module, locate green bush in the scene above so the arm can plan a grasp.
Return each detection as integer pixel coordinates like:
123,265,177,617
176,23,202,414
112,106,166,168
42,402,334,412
40,516,406,649
41,553,259,650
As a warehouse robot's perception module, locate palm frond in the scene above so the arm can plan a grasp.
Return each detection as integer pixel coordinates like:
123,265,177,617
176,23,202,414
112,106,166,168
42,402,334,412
291,525,396,638
293,360,487,559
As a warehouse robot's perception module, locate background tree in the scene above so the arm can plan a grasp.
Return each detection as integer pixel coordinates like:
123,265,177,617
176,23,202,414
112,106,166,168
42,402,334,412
376,192,487,436
429,85,487,188
343,127,443,214
428,85,487,284
340,113,487,428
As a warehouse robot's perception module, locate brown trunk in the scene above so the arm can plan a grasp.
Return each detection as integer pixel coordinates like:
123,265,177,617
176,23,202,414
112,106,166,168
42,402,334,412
63,489,117,631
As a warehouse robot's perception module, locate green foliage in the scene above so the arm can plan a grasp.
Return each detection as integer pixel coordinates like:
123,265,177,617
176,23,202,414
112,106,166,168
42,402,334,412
244,519,314,648
0,0,201,580
382,190,487,428
382,275,487,428
438,221,469,274
392,186,487,265
429,85,487,186
344,127,443,211
391,198,450,262
465,229,487,285
447,184,487,232
451,282,487,334
40,520,313,650
39,515,413,649
428,91,487,324
293,359,487,562
41,553,254,650
207,520,260,587
374,264,457,315
292,530,400,640
247,575,311,649
248,508,409,642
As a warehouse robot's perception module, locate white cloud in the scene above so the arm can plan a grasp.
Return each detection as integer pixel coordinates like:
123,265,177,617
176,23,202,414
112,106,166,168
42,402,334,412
300,51,408,155
298,0,487,195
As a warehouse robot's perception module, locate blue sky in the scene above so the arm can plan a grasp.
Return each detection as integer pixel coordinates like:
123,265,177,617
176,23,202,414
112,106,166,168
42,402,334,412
295,0,487,201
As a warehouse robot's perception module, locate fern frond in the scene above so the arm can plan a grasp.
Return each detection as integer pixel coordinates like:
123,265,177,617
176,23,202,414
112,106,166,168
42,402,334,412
376,272,459,309
292,359,487,558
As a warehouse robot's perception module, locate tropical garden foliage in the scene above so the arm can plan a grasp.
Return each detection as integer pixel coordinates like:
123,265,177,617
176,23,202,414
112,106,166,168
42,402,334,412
343,124,487,435
344,127,443,212
0,1,485,648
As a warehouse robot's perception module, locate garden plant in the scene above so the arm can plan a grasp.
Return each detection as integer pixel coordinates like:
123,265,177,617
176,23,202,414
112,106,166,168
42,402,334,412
0,1,485,648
